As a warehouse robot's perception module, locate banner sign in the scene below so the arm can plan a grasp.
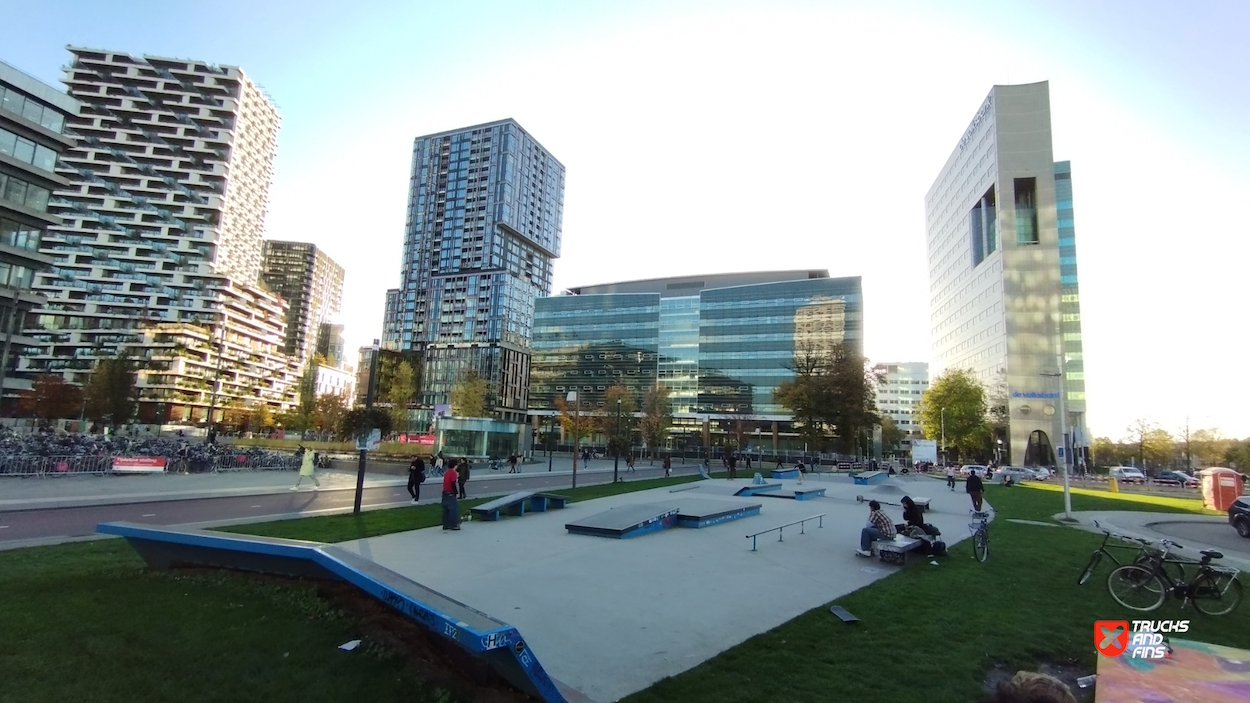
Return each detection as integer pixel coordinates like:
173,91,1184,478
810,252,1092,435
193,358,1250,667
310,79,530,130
112,456,167,474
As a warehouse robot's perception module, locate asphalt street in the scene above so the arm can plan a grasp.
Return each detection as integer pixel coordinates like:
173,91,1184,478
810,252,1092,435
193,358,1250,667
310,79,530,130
0,464,678,546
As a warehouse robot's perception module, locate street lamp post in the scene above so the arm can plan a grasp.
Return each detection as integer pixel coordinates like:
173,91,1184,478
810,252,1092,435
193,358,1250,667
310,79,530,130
354,341,380,515
1041,365,1072,520
940,407,946,467
613,398,621,484
567,391,579,489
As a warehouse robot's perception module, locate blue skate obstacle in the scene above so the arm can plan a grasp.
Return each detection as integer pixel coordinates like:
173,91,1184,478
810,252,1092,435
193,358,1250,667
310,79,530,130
95,522,592,703
565,499,761,538
756,487,827,500
471,491,570,522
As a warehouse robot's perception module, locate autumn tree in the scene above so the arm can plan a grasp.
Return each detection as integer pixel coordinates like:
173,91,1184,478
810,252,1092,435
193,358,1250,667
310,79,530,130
1190,428,1231,468
1124,419,1175,472
554,394,593,445
312,393,348,436
339,407,393,443
916,368,988,461
18,375,83,421
601,383,638,458
773,342,879,453
83,356,139,428
251,403,275,432
448,368,488,417
385,360,417,432
638,384,673,462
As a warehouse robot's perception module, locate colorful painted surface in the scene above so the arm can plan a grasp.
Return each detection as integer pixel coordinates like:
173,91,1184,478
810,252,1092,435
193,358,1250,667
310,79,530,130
1097,638,1250,702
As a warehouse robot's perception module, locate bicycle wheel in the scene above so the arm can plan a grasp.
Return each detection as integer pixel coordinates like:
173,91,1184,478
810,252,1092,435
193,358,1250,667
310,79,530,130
973,529,989,562
1108,565,1166,612
1191,572,1243,616
1078,550,1104,585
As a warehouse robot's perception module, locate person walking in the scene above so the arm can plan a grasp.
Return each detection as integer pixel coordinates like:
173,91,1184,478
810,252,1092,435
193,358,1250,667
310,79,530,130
441,460,460,530
626,452,635,473
433,452,444,476
663,454,672,478
966,469,985,512
290,445,320,491
457,457,470,500
946,465,956,491
508,453,518,473
727,452,738,480
407,455,426,504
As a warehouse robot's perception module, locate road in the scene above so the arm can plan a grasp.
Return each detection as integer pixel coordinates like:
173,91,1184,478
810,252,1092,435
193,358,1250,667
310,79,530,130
0,464,678,546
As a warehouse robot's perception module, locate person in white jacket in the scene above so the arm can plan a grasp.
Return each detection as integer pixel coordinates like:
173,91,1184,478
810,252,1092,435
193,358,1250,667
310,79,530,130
290,446,321,491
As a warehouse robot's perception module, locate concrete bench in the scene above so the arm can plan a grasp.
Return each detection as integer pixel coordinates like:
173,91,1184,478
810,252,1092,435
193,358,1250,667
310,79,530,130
471,491,570,522
873,536,928,565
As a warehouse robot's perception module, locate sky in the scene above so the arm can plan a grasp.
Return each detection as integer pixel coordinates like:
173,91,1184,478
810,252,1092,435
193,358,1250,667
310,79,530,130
4,0,1249,441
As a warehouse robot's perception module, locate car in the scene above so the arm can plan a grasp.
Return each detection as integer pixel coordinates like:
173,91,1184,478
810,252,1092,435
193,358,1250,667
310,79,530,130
1154,470,1198,487
1229,497,1250,538
1108,466,1147,484
1031,467,1053,481
961,464,988,477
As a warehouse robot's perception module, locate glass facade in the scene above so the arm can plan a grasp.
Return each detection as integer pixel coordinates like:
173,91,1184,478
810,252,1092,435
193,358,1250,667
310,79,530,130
529,274,864,441
1054,161,1086,413
387,119,564,421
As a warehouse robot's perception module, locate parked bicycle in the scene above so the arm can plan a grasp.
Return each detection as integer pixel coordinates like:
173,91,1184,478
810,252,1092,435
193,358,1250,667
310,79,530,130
489,458,504,471
969,508,994,562
1107,539,1243,616
1078,520,1162,585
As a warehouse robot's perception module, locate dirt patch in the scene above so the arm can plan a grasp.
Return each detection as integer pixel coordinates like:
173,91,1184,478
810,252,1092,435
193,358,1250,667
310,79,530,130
982,659,1095,703
171,566,535,703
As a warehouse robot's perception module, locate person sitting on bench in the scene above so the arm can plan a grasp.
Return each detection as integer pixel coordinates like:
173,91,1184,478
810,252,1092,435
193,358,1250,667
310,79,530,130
898,496,941,537
855,500,895,558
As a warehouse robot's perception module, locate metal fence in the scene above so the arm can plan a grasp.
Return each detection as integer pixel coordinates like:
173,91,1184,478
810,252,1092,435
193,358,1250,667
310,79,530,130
0,451,300,477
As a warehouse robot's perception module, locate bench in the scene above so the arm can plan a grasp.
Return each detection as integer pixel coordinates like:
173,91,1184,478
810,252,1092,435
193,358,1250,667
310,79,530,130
471,491,570,522
911,497,931,510
873,535,929,565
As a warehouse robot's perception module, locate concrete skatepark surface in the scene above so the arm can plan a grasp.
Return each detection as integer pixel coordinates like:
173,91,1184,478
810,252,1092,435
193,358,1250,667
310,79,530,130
338,474,981,702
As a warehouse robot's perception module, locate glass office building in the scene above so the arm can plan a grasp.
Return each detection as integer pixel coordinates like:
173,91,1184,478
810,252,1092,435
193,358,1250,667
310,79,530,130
925,81,1087,467
530,271,862,451
384,119,564,423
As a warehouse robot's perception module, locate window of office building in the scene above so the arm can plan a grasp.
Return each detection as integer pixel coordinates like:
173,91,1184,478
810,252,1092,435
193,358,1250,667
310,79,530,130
969,185,997,266
1014,177,1039,244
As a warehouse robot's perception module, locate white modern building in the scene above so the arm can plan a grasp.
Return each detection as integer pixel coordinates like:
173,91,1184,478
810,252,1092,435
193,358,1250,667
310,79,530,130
874,362,929,440
314,363,354,400
20,47,300,424
925,81,1086,467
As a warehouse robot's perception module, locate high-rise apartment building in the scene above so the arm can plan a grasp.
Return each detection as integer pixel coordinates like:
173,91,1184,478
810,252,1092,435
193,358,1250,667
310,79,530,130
19,47,300,423
384,118,564,423
315,322,346,369
530,271,862,451
925,81,1086,467
261,240,344,366
0,61,78,409
873,362,929,439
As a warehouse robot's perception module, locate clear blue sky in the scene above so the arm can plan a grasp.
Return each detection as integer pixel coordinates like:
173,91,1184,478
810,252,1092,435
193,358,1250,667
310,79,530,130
4,0,1248,440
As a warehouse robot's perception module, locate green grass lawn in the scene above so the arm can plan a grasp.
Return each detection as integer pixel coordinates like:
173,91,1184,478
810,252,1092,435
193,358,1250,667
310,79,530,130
622,483,1250,703
220,474,701,542
3,479,1246,703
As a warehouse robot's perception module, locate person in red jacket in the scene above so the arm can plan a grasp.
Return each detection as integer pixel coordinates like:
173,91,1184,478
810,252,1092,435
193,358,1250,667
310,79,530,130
441,460,461,530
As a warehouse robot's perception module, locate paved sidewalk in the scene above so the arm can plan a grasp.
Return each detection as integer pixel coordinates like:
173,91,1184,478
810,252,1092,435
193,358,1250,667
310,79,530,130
1068,510,1250,571
0,456,686,512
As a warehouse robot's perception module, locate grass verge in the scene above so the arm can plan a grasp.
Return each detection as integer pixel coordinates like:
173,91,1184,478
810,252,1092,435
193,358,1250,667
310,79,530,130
622,483,1250,703
219,474,701,542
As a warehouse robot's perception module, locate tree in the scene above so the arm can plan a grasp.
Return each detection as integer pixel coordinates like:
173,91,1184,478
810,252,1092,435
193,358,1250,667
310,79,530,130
1124,419,1175,473
385,360,416,433
83,356,139,428
448,368,488,418
1191,428,1231,468
880,416,906,454
18,375,82,421
338,407,393,443
274,408,309,434
312,393,348,436
554,395,593,445
638,384,673,462
1225,439,1250,471
773,342,879,453
601,383,638,458
916,368,988,461
251,403,274,432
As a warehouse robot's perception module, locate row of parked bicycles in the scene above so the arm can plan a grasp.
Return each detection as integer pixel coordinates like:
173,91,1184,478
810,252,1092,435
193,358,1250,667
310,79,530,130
1078,520,1242,615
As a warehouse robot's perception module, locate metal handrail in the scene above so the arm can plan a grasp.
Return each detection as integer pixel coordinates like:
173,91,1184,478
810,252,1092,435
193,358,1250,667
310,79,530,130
746,513,826,551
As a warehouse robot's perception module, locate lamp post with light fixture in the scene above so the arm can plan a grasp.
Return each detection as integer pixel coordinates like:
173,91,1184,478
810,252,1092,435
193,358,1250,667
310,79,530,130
567,390,580,489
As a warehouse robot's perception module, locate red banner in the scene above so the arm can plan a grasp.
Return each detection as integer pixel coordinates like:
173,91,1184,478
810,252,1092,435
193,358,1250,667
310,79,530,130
112,456,167,474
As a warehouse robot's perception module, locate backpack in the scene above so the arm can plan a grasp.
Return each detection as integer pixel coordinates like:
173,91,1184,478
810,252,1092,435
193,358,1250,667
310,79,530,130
929,540,947,557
